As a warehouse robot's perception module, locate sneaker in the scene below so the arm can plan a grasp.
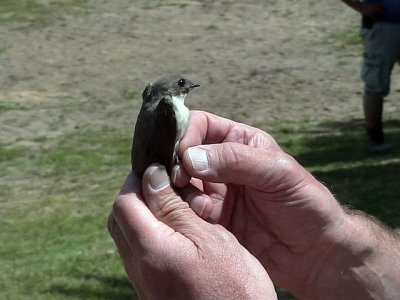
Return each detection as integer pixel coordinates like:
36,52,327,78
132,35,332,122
367,140,393,154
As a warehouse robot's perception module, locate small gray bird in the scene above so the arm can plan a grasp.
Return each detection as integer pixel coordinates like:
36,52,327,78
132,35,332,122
131,74,200,178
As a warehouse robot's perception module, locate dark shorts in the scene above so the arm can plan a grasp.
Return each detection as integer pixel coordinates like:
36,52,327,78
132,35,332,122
360,22,400,96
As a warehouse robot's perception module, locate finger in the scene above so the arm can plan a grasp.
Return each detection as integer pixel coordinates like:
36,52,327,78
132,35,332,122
171,164,191,188
202,180,228,201
182,142,300,189
108,213,144,284
108,212,131,257
111,172,161,248
107,212,136,269
179,110,280,157
142,164,207,234
178,182,220,221
171,164,226,195
179,111,231,156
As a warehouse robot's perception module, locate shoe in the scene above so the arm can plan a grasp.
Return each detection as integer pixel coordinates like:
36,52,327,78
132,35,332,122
367,140,393,154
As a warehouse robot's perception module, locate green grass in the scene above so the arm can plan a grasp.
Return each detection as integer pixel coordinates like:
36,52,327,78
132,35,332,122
0,101,26,112
142,0,190,10
274,118,400,228
326,29,362,47
1,118,399,299
0,0,87,27
0,127,135,300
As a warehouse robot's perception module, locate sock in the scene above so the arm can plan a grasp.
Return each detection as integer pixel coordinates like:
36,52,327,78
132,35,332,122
366,124,384,144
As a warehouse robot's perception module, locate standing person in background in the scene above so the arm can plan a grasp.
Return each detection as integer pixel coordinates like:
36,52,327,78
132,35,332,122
341,0,400,153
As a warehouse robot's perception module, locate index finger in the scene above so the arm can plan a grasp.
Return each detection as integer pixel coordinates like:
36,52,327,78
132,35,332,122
178,110,280,157
179,111,232,153
110,172,162,248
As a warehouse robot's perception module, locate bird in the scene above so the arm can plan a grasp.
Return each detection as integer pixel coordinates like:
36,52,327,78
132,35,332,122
131,74,200,178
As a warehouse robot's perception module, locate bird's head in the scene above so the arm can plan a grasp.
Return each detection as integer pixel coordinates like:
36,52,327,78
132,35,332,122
142,74,200,103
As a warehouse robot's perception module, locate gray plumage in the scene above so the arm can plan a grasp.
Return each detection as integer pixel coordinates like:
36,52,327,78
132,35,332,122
131,74,200,178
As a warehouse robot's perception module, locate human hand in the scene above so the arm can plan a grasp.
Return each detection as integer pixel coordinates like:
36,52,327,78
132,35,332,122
108,168,277,300
174,111,351,298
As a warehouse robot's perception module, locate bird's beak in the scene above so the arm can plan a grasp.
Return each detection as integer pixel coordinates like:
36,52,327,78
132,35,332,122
185,83,200,93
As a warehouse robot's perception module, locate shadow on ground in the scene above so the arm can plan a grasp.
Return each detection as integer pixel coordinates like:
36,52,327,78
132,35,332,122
46,274,135,300
277,119,400,228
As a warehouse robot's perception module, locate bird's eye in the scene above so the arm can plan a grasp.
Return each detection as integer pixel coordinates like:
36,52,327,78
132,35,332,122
178,78,185,87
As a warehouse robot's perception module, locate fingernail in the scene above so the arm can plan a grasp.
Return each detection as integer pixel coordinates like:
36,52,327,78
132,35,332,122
149,166,170,191
187,147,209,171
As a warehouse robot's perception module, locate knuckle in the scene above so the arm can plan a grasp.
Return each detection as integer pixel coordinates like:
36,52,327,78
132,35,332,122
274,152,299,174
207,226,240,254
112,197,122,216
107,213,117,236
111,194,129,220
155,195,192,223
213,224,235,244
218,143,244,172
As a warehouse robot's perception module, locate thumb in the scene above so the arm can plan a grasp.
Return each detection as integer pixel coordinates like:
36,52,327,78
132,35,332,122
182,143,295,189
142,164,206,233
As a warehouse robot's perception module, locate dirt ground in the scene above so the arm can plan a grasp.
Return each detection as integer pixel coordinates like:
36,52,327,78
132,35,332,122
1,0,400,146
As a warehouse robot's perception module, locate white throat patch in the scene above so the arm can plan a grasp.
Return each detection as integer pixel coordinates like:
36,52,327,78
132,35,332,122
171,93,190,140
171,93,190,158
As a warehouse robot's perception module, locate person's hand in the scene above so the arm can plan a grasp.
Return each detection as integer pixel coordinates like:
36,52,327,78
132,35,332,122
108,167,277,300
174,111,354,298
361,3,384,20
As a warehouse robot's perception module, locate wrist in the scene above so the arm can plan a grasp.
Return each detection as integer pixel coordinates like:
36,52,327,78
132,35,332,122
297,210,400,299
342,212,400,299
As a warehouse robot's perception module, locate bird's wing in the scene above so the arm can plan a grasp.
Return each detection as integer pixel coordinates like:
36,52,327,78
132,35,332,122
131,97,177,177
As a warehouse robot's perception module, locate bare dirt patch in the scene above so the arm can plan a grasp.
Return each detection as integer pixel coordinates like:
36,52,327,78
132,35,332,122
1,0,399,145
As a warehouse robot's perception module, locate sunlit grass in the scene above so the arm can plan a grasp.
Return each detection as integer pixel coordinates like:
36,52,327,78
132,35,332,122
0,127,134,300
1,117,399,299
0,0,87,26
